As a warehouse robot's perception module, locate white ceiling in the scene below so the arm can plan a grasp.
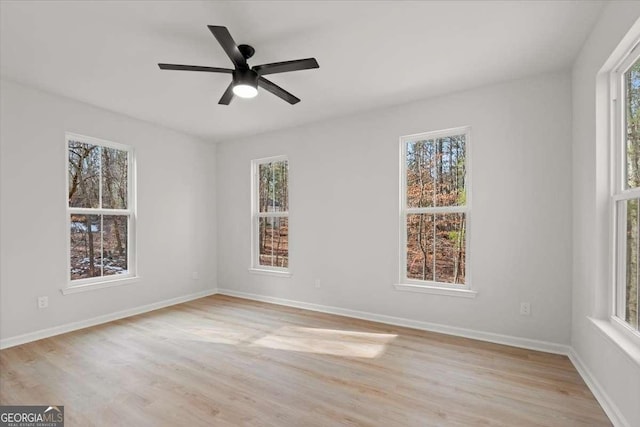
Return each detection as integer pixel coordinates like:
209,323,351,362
0,1,604,142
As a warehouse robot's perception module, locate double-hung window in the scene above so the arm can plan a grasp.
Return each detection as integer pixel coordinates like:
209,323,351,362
399,127,470,291
613,47,640,334
66,133,135,287
251,156,289,273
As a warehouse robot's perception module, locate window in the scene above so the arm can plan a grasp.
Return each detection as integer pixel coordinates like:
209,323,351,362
613,46,640,334
251,156,289,273
66,133,135,287
400,127,470,290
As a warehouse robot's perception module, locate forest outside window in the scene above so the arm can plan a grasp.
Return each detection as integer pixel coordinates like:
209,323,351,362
66,133,135,288
613,48,640,335
251,156,289,273
399,127,470,291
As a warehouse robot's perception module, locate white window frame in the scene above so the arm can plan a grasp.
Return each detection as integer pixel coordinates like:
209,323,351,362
396,126,475,298
250,155,290,276
64,132,137,293
611,42,640,340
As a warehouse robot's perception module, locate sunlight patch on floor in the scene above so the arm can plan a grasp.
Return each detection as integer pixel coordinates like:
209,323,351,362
181,326,256,345
250,326,398,358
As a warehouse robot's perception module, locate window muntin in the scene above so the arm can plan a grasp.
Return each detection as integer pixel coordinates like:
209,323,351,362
614,51,640,333
401,128,470,288
252,156,289,271
67,133,135,285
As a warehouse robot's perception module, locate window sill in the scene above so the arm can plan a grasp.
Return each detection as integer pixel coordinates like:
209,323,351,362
588,317,640,367
393,283,477,298
61,276,141,295
248,268,292,278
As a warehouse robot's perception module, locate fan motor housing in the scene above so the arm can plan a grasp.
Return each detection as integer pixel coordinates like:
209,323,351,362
233,69,259,87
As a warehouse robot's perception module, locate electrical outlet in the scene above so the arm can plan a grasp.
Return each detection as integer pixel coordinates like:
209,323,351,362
37,296,48,309
314,279,321,289
520,302,531,316
192,272,199,280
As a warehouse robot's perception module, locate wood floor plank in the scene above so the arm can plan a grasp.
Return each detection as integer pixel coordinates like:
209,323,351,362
0,295,611,426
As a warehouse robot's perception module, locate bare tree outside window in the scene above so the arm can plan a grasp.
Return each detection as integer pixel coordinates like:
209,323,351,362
616,57,640,332
67,136,132,282
402,131,468,286
253,158,289,270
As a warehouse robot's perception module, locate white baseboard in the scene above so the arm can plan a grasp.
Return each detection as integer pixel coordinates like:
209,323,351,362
216,288,570,355
0,288,218,349
567,349,629,427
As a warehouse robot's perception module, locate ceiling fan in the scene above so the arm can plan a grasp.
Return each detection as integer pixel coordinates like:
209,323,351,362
158,25,319,105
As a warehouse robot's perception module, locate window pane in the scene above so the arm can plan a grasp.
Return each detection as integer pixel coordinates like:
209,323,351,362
620,199,640,331
434,213,466,284
406,135,466,208
406,213,466,284
259,217,289,268
259,160,288,213
68,142,100,208
70,214,102,279
626,58,640,189
407,141,435,208
406,213,434,281
436,135,467,207
102,147,128,209
103,215,128,276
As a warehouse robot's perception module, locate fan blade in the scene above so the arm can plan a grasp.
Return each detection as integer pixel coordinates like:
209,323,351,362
218,83,234,105
258,77,300,104
207,25,247,68
253,58,319,76
158,63,233,73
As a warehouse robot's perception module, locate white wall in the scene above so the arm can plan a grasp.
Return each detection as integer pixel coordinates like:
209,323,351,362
572,2,640,426
217,71,573,345
0,79,217,341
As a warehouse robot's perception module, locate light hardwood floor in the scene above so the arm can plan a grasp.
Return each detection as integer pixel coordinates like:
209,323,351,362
1,295,610,426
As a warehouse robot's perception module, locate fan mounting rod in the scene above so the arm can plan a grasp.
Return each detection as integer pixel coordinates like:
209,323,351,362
238,44,255,60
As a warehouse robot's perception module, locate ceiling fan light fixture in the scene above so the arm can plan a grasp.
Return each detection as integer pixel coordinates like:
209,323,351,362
233,83,258,98
158,25,319,105
232,69,258,98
